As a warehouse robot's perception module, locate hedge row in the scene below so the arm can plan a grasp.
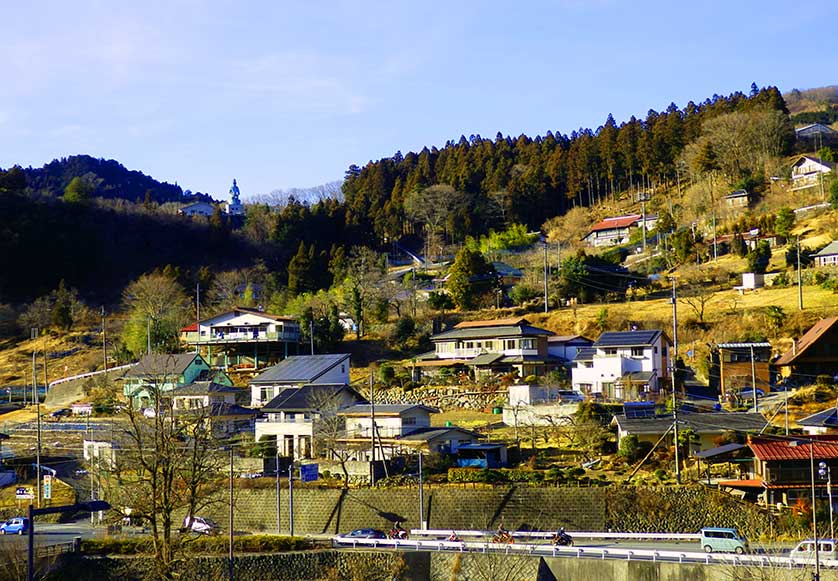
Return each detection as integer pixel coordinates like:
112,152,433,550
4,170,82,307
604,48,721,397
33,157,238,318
81,535,312,555
447,467,593,484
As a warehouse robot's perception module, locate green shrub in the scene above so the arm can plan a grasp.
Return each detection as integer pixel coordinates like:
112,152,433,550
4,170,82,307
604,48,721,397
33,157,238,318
81,535,312,555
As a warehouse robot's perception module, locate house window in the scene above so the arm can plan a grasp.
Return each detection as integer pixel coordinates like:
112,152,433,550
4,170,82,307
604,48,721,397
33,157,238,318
604,348,617,356
631,347,644,357
260,387,273,403
583,361,593,368
341,364,345,373
403,416,417,425
520,339,535,349
505,340,516,350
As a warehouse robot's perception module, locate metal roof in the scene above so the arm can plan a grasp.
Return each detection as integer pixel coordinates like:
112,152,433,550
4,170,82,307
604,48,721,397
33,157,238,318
250,353,350,384
814,241,838,257
338,404,439,416
776,316,838,366
127,353,203,377
798,408,838,428
594,330,663,348
574,347,596,361
614,412,767,435
398,427,478,441
432,324,553,342
693,443,748,459
716,342,772,349
262,385,364,412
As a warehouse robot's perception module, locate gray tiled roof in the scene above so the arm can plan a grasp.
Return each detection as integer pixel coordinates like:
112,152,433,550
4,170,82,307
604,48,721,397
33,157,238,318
398,427,478,441
338,404,440,416
594,330,663,348
614,412,766,435
814,241,838,257
262,384,364,412
250,354,349,385
127,353,203,378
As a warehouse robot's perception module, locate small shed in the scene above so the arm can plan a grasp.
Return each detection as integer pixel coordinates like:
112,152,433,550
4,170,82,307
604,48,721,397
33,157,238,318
456,443,508,468
71,403,93,416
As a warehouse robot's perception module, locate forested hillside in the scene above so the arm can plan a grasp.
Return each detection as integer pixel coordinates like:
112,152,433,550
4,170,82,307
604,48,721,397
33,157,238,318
8,154,199,204
342,85,789,243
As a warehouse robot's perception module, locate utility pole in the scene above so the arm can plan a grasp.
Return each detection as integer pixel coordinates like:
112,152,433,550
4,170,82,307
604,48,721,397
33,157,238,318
543,243,549,313
309,320,314,356
101,307,108,372
749,345,758,413
274,442,288,534
228,446,234,581
797,237,804,311
670,279,681,484
418,452,425,529
369,371,376,487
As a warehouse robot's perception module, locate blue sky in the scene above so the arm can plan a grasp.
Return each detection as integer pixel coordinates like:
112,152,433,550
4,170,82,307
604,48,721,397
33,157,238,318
1,0,836,199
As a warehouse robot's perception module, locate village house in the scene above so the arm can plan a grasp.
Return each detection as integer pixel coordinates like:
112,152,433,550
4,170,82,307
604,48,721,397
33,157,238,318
791,155,833,190
248,353,351,407
795,123,838,142
178,201,216,217
121,353,232,409
254,384,366,460
170,380,256,438
722,189,750,210
571,330,671,400
582,214,658,248
775,316,838,382
547,335,594,363
813,241,838,268
612,410,767,455
414,317,562,380
180,307,301,370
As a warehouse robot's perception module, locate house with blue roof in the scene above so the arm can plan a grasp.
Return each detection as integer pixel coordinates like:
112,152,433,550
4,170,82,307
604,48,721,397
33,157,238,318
571,330,671,400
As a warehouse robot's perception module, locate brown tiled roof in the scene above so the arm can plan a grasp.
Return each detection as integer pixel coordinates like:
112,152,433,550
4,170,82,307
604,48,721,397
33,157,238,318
587,215,642,232
775,316,838,366
454,317,529,329
748,435,838,461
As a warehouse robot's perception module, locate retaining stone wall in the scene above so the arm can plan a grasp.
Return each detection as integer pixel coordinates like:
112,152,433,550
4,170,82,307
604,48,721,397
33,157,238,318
206,485,769,539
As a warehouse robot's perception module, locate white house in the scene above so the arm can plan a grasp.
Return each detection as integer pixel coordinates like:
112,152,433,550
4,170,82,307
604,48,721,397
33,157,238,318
181,307,301,369
571,330,671,400
178,201,216,217
791,155,832,190
795,123,837,141
254,384,366,459
170,380,256,438
813,241,838,268
582,214,658,248
338,404,439,439
249,353,350,407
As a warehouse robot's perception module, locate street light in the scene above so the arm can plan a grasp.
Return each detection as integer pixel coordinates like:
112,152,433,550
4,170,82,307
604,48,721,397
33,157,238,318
28,500,110,581
819,461,835,539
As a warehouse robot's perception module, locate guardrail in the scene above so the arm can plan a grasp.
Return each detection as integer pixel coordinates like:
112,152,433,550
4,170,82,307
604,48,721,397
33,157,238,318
410,529,700,541
36,539,78,558
333,537,838,569
48,364,135,389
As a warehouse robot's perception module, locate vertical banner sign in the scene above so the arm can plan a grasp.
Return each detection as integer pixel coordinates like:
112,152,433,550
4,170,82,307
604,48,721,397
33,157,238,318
43,474,52,500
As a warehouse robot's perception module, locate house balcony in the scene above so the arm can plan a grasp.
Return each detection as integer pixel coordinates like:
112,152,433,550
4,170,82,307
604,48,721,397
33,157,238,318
181,331,301,344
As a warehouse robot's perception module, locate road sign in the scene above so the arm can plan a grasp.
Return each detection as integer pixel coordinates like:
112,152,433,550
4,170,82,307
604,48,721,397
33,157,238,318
300,463,319,482
15,487,34,500
43,475,52,500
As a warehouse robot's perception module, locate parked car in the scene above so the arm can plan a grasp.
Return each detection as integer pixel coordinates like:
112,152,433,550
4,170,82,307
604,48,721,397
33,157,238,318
0,517,30,535
556,390,585,403
699,527,749,554
49,408,71,420
336,528,387,540
182,516,220,535
790,538,838,560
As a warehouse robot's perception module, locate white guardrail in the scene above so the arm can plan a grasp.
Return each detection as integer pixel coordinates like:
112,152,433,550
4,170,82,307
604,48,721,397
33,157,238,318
47,364,135,389
332,536,838,569
411,529,700,541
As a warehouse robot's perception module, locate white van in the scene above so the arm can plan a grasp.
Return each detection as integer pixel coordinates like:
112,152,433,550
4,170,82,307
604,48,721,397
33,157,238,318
790,539,838,560
699,527,749,554
182,516,220,535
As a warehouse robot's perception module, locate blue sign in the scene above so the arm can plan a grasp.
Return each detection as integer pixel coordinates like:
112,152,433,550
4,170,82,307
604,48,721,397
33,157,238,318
300,464,319,482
